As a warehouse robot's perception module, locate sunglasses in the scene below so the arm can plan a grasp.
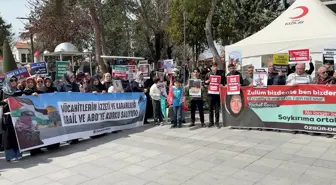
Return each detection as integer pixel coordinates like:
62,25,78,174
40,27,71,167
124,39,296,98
10,79,17,82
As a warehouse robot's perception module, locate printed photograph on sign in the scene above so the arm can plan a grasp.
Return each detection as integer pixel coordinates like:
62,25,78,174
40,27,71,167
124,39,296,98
253,68,268,88
26,62,48,76
5,67,30,81
228,50,242,71
163,59,174,74
139,64,150,79
7,93,147,152
189,79,202,97
113,80,124,92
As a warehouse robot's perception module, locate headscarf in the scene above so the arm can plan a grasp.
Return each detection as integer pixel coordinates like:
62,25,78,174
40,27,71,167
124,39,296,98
87,76,106,92
23,77,38,95
102,73,112,89
42,77,56,93
63,71,78,91
36,77,44,91
3,76,19,95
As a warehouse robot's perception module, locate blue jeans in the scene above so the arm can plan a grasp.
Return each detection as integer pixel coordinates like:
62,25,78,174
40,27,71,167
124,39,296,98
5,148,22,161
172,106,182,126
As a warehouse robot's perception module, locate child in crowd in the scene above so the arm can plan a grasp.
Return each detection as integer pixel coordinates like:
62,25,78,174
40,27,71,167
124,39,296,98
172,79,183,128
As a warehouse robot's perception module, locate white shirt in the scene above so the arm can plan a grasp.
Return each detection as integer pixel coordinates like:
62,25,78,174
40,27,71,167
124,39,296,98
149,84,161,100
286,73,312,85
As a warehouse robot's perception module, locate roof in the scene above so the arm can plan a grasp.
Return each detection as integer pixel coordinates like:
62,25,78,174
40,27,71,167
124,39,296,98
15,42,30,49
225,0,336,58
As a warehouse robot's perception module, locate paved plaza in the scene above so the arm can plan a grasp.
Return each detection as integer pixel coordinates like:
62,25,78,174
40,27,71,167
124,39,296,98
1,118,336,185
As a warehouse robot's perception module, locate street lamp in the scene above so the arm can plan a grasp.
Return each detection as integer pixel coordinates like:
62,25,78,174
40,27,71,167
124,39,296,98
16,17,34,63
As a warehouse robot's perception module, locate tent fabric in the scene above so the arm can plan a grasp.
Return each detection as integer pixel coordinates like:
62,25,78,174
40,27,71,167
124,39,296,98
225,0,336,58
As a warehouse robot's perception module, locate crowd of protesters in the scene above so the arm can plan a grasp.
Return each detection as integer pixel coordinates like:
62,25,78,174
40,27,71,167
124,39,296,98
1,57,336,162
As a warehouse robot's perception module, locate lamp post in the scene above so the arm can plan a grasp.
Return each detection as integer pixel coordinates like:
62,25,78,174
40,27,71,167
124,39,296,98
16,17,34,63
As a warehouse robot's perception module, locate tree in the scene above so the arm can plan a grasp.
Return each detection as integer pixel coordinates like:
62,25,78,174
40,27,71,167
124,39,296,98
2,39,17,72
168,0,210,61
205,0,221,66
27,0,93,52
216,0,283,45
0,15,13,56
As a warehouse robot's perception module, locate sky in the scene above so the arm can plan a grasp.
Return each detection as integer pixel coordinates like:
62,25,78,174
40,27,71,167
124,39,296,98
0,0,31,39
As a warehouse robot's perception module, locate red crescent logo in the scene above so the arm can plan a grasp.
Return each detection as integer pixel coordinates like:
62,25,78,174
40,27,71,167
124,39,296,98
290,6,309,19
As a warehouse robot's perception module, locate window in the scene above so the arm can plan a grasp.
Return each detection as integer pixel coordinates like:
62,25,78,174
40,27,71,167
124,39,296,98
21,54,27,63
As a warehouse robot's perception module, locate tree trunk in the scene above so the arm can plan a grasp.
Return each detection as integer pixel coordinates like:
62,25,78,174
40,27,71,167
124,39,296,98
205,0,222,69
88,0,108,73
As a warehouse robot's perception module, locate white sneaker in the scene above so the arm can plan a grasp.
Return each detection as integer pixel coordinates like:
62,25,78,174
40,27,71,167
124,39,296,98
160,122,164,126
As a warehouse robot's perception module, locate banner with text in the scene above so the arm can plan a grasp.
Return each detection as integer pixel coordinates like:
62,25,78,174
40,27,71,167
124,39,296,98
7,92,147,152
220,85,336,133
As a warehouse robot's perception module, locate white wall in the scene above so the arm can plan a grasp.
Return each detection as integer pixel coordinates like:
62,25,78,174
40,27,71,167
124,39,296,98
12,47,30,63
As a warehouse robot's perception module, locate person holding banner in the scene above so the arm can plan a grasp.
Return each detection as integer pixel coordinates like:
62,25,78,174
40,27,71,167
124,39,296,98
87,76,107,93
56,72,80,93
23,77,42,96
286,63,313,85
42,78,57,93
1,76,23,161
36,77,44,91
101,73,113,90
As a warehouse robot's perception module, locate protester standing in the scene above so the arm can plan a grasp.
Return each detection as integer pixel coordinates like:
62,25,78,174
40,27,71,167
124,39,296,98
205,63,224,128
150,77,163,125
1,76,23,161
188,68,205,127
243,65,254,86
286,63,313,85
171,79,183,128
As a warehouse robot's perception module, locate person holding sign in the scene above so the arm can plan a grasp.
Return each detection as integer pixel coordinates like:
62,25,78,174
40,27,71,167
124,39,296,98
286,63,313,85
87,76,107,93
205,63,224,128
150,77,163,125
188,68,205,127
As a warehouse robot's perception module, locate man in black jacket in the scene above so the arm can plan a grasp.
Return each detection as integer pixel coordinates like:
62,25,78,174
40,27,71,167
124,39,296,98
225,63,244,85
205,63,224,128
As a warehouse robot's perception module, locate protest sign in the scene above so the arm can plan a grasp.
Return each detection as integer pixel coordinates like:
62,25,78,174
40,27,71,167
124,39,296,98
208,75,221,95
220,85,336,133
127,65,137,80
289,49,310,64
163,59,174,74
5,67,30,81
228,50,242,71
209,75,221,84
226,75,240,95
139,64,150,79
26,62,48,76
112,65,129,79
273,54,289,72
253,68,268,88
113,80,124,92
189,79,202,97
323,48,336,65
56,61,71,79
7,92,147,152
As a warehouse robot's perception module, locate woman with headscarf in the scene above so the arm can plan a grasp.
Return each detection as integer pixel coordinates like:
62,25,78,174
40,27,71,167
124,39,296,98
1,76,23,161
56,71,80,92
87,76,107,93
101,73,113,90
23,77,41,96
21,77,45,156
42,77,57,93
56,71,80,144
36,77,44,91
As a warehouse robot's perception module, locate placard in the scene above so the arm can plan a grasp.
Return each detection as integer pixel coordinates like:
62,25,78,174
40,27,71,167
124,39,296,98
27,62,48,76
5,67,30,81
208,83,220,95
139,64,150,79
56,61,71,79
273,54,289,73
112,80,123,92
163,59,174,74
289,49,310,64
209,75,221,84
253,68,268,88
112,65,129,79
227,75,240,95
189,79,202,97
127,65,137,80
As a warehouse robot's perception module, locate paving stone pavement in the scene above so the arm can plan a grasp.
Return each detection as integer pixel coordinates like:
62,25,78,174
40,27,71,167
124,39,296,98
1,115,336,185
